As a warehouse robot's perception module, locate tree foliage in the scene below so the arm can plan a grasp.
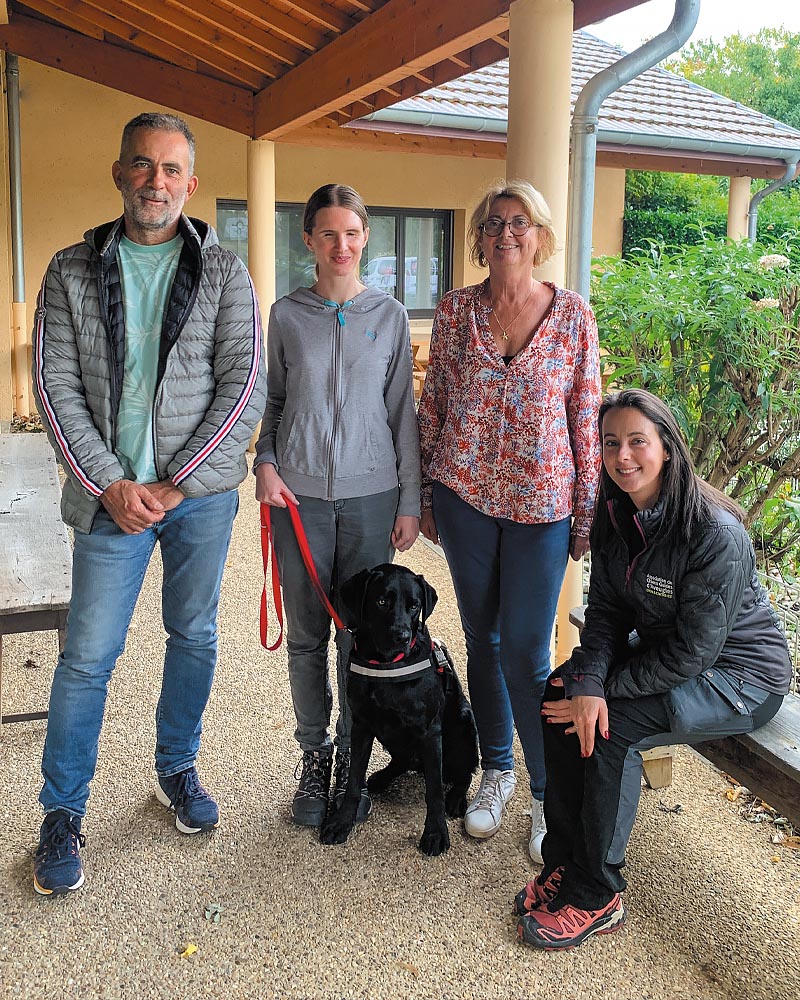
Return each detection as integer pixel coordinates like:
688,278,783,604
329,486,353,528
592,237,800,571
667,28,800,130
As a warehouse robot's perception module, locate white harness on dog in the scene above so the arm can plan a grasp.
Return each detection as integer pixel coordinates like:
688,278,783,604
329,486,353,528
349,637,449,684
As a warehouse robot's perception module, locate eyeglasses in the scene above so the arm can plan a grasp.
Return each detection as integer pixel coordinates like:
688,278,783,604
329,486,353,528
481,216,538,237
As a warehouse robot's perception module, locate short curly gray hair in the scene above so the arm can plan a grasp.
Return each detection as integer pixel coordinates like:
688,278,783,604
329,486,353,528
468,179,557,269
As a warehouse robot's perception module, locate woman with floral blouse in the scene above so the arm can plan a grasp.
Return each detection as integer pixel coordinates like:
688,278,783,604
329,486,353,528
417,179,601,863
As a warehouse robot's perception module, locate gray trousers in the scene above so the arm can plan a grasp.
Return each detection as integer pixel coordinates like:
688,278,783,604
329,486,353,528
271,489,398,752
608,675,781,864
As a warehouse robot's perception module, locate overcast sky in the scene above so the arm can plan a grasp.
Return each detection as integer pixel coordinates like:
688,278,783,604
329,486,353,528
591,0,800,51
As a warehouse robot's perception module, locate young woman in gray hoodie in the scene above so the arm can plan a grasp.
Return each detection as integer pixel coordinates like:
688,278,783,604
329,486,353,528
254,184,421,828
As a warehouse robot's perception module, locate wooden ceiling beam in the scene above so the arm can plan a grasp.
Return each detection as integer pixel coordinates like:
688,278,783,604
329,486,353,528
280,0,356,34
0,14,254,135
334,35,510,125
253,0,511,139
164,0,308,65
279,118,506,159
74,0,271,86
206,0,330,50
23,0,104,40
29,0,198,70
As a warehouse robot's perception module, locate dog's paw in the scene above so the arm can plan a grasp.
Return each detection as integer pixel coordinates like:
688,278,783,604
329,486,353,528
319,818,353,846
418,826,450,857
445,788,468,818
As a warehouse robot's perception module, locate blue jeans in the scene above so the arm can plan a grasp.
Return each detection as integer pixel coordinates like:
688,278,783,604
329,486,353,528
39,491,239,818
271,490,397,752
433,482,570,797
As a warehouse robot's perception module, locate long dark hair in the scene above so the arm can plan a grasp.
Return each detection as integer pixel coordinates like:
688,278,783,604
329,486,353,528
590,388,744,550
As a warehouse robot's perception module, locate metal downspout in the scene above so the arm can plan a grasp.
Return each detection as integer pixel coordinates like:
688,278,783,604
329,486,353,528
747,160,799,242
6,53,28,416
566,0,701,299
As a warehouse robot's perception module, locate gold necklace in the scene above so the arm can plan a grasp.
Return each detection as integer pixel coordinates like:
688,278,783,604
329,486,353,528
490,285,535,342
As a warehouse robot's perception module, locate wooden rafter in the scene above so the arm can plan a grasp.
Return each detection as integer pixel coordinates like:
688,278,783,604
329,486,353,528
74,0,286,81
201,0,331,50
279,0,357,34
334,33,510,126
253,0,512,139
0,14,254,134
25,0,198,70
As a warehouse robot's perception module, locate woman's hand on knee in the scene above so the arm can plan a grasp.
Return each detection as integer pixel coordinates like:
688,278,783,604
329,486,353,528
542,690,609,758
573,696,609,758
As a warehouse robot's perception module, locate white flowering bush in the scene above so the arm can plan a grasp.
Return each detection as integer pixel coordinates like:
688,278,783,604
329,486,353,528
593,236,800,572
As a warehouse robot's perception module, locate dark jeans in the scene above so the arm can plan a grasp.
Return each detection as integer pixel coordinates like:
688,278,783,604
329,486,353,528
433,482,570,796
541,670,783,909
271,489,397,752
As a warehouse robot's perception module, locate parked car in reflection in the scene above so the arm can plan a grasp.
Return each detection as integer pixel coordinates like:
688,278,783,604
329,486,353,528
362,256,439,298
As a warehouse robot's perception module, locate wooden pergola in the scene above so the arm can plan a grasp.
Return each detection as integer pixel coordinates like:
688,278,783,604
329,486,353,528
0,0,648,145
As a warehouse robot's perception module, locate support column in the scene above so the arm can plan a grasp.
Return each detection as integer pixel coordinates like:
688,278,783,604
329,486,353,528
507,0,573,287
727,175,750,240
508,0,582,662
246,139,276,314
246,138,275,450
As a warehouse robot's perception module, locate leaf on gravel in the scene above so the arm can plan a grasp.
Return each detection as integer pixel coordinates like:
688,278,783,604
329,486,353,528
780,835,800,850
725,786,743,802
394,961,420,978
204,903,224,923
179,943,198,958
770,855,782,864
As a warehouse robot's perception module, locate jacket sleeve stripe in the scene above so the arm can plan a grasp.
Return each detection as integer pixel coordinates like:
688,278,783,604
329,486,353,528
171,275,262,485
33,276,105,498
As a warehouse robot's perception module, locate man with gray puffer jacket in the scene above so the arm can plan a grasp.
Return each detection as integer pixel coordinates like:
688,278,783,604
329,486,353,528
30,112,266,897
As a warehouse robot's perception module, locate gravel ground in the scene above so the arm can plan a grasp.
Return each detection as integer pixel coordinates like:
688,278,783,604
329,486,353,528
1,480,798,1000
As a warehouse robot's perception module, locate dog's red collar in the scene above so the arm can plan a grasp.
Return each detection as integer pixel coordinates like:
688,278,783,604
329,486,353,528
356,636,417,665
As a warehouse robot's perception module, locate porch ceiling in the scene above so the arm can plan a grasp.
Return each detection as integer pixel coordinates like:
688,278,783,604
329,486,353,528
0,0,648,139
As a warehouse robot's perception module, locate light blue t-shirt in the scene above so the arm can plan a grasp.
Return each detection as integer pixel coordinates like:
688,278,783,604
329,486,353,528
116,234,183,482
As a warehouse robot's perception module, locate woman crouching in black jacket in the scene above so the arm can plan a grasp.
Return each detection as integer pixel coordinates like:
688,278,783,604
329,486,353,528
515,387,792,951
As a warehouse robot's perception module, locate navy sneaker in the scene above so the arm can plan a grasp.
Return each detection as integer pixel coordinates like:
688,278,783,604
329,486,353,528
156,767,219,834
331,749,372,823
292,750,332,827
33,810,85,896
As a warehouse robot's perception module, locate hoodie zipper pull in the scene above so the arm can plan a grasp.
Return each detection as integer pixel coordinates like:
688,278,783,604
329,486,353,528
323,298,355,327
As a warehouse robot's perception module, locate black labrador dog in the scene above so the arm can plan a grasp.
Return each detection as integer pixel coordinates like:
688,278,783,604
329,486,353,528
320,564,478,856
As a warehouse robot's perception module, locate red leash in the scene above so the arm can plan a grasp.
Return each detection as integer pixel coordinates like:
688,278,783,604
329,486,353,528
260,500,345,650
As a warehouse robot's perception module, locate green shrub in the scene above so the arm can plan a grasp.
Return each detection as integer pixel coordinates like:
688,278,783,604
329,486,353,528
592,236,800,572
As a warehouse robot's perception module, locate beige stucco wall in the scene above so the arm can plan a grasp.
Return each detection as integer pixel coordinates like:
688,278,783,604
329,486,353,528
2,59,625,419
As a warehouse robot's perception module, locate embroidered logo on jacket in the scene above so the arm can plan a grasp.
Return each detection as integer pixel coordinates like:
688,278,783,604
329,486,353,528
646,574,674,598
364,329,377,341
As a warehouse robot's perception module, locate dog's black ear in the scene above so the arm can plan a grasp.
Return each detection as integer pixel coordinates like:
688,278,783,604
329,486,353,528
338,568,376,629
416,575,438,625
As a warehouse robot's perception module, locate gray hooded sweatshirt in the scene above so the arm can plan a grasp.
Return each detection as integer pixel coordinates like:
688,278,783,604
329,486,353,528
255,286,421,516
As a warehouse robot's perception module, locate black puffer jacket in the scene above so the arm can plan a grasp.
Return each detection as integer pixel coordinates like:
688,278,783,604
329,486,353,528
562,498,792,700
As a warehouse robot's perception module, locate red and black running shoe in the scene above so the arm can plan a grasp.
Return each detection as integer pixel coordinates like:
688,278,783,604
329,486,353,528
517,893,626,950
512,866,563,916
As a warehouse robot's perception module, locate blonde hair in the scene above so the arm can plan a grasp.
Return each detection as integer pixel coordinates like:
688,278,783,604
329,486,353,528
468,179,557,269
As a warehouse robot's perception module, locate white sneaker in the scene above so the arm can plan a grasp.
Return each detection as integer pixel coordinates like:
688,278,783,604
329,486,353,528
464,769,516,839
528,797,546,863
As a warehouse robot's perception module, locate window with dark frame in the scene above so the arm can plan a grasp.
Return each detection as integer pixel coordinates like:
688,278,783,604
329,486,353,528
217,200,452,319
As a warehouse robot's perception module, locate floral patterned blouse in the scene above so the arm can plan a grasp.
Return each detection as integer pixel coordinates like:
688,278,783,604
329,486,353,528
418,280,601,533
